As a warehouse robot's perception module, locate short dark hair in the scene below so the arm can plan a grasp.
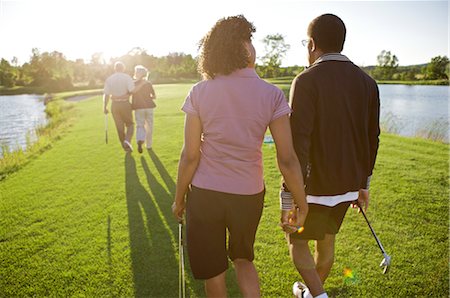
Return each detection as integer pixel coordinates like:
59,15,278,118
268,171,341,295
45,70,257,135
197,15,256,79
308,14,346,53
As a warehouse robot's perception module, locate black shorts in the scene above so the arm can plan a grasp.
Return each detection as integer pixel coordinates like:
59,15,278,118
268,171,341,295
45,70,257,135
185,185,264,280
289,201,351,241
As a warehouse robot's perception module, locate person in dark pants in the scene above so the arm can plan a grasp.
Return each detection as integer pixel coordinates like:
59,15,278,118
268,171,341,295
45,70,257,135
172,15,308,297
103,61,143,152
280,14,380,298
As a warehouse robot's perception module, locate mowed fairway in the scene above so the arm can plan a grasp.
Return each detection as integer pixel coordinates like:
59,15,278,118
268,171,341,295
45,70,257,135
0,83,448,297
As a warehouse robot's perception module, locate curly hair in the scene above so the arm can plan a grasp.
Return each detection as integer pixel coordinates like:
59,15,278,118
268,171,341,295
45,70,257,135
197,15,256,79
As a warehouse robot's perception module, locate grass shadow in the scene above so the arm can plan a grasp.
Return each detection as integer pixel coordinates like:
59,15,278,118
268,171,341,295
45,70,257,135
326,282,352,297
143,151,243,297
125,153,179,297
147,148,176,196
141,155,205,297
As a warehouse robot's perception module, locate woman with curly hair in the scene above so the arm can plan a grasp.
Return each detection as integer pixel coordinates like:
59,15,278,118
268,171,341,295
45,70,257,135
172,15,308,297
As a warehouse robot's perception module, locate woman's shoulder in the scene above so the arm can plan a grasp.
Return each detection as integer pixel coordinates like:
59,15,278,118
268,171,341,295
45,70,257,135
256,78,285,96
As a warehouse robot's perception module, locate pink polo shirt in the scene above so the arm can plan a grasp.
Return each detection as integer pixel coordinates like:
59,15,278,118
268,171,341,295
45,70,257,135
182,68,291,195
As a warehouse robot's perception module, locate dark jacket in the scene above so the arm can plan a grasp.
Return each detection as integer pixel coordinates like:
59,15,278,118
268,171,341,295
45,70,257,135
132,80,156,110
290,56,380,196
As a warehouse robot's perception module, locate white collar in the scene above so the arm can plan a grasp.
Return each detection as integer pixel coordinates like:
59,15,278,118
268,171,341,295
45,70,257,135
311,53,351,67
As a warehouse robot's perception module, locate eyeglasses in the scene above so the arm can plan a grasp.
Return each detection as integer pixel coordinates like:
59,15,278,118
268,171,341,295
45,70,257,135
301,39,310,47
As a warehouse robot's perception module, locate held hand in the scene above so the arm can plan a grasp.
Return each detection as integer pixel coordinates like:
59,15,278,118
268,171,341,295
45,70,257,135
103,108,109,114
351,189,369,213
172,200,186,222
280,206,308,234
280,209,298,233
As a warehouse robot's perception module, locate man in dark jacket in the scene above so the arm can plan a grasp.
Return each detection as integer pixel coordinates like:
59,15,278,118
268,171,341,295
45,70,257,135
281,14,380,298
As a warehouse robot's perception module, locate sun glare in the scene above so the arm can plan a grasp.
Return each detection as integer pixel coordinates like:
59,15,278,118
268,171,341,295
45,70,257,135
0,0,447,66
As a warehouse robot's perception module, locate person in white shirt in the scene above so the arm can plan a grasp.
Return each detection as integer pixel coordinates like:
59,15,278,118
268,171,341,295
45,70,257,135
103,61,144,152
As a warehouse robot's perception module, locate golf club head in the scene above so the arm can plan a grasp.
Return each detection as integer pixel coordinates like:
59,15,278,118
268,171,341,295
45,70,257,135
380,254,391,274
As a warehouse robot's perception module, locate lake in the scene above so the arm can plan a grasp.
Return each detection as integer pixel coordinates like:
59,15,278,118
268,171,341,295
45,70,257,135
378,84,448,140
0,84,448,156
0,94,47,155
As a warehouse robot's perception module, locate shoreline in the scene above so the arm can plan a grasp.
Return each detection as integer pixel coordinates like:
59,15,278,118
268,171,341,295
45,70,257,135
1,78,449,97
376,79,449,86
0,91,101,180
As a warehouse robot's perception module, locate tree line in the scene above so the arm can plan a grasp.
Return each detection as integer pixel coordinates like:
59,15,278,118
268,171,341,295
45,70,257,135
0,35,448,92
365,50,449,82
0,35,303,92
0,47,200,92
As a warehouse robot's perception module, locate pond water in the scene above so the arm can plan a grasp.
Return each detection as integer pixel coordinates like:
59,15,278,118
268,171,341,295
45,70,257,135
0,94,47,155
378,84,448,141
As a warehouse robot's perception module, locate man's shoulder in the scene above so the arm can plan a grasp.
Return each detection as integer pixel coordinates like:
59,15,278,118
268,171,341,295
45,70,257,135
108,72,132,80
357,66,377,85
292,67,316,86
296,62,376,83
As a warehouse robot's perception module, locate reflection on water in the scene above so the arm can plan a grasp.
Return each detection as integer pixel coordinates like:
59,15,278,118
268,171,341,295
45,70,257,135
0,94,48,155
378,84,449,141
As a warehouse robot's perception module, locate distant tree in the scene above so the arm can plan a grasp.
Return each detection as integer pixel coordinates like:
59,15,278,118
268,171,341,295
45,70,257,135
425,56,449,80
87,52,109,87
401,69,416,81
446,64,450,81
0,58,16,87
90,52,105,65
377,50,398,68
72,58,88,84
372,50,399,80
114,50,198,82
260,34,290,78
11,56,18,67
20,49,74,91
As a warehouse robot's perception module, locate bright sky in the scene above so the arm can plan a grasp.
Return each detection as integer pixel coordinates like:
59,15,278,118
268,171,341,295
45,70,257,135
0,0,448,67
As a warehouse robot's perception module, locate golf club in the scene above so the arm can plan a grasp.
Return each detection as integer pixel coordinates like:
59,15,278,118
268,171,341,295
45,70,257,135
105,114,108,144
178,221,186,298
357,202,391,274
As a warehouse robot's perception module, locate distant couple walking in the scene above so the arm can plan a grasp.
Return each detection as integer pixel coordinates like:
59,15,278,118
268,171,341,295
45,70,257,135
103,62,156,153
171,13,380,298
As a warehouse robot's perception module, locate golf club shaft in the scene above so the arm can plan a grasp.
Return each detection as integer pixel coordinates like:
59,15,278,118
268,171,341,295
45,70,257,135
179,222,185,298
359,205,386,255
105,114,108,144
179,223,182,298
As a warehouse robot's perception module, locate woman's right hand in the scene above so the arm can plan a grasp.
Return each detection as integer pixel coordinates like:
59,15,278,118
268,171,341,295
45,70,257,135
172,200,185,223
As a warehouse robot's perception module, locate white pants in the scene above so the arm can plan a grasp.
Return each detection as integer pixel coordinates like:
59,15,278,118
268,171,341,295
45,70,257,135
135,108,154,148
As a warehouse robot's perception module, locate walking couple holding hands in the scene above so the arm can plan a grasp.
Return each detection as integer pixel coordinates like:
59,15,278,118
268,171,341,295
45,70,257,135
172,13,380,298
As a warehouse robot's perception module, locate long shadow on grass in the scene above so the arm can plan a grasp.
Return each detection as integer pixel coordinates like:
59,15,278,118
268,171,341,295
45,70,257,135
125,153,179,297
147,149,176,196
141,156,204,297
143,151,240,297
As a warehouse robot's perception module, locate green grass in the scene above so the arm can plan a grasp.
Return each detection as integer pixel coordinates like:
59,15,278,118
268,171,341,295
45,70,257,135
1,83,449,297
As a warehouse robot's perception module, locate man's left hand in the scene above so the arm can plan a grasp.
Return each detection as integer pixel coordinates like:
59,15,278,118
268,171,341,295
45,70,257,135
352,189,369,212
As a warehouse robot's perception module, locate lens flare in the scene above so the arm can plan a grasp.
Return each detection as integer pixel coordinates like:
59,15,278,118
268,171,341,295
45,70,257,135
343,267,353,278
343,267,359,284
